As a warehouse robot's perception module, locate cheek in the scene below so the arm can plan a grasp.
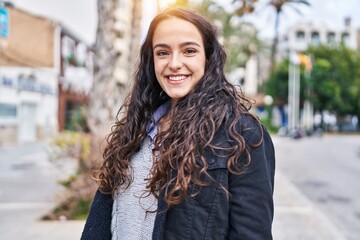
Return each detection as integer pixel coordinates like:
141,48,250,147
154,60,165,76
192,54,206,68
194,60,206,76
154,63,165,87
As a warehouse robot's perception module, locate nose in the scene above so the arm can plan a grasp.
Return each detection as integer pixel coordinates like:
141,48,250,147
168,54,183,71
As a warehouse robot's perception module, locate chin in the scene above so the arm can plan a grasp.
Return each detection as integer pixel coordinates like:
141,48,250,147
169,94,186,100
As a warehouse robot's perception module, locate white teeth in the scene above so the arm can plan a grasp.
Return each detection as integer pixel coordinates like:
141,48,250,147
168,75,187,81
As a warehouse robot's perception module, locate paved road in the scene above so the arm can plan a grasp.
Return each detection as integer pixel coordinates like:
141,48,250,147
0,135,359,239
274,134,360,240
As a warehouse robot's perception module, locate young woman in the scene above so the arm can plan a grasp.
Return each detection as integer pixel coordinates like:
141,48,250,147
81,7,275,240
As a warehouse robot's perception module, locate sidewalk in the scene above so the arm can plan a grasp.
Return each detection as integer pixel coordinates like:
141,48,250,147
0,142,348,239
0,141,86,240
3,219,85,240
273,171,347,240
4,170,347,240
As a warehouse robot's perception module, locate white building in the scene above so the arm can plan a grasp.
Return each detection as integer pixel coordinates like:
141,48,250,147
0,4,93,144
278,17,358,59
0,68,58,143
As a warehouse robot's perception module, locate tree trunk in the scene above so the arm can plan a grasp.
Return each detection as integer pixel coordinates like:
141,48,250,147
269,9,280,74
129,0,142,75
87,0,119,138
87,0,142,138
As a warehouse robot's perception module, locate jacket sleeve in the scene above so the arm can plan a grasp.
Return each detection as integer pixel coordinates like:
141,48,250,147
228,123,275,240
81,189,114,240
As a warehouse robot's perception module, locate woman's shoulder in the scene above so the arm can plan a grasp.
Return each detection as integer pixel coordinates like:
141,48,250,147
235,113,274,152
207,112,266,155
221,112,264,143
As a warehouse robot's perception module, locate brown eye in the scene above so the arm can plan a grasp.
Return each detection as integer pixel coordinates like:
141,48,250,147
156,50,169,57
184,48,197,55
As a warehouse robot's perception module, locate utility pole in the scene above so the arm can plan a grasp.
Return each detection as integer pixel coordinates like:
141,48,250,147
288,52,314,135
288,52,300,132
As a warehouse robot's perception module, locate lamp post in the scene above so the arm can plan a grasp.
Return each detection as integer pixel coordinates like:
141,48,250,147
288,51,300,132
288,52,313,136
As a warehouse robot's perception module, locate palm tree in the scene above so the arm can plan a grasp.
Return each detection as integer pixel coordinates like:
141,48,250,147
191,0,264,73
267,0,310,73
234,0,258,17
47,0,143,220
233,0,310,74
88,0,142,137
87,0,118,137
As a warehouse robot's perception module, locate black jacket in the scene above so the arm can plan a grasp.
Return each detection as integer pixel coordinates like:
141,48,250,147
81,115,275,240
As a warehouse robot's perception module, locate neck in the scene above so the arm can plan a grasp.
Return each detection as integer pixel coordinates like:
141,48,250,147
159,112,171,134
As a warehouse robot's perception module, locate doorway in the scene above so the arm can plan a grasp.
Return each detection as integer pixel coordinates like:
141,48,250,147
18,102,37,143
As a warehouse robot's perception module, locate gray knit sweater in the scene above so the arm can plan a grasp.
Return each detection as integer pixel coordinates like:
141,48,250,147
111,137,157,240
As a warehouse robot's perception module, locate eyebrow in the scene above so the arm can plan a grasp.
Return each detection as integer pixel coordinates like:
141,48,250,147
153,41,201,49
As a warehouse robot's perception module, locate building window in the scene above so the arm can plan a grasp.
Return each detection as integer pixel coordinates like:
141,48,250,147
311,32,320,45
341,33,350,45
327,32,335,44
62,36,76,65
65,100,80,130
0,103,17,119
76,43,87,67
296,31,305,43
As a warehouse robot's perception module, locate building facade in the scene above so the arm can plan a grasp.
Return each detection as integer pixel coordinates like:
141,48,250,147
0,68,58,143
278,17,358,59
0,4,93,144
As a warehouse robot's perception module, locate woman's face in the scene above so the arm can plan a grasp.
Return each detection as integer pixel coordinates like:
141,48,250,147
152,17,206,103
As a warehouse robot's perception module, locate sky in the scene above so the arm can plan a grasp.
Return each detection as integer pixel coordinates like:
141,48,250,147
240,0,360,40
7,0,360,45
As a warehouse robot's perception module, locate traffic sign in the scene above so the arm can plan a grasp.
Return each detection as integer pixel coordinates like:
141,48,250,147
0,8,9,38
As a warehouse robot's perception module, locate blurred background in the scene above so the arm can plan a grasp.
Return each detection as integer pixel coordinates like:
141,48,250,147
0,0,359,239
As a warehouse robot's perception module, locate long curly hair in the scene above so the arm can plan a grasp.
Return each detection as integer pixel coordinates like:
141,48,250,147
97,8,261,206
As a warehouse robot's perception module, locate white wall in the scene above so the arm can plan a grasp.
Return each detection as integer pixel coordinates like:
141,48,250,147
0,67,58,143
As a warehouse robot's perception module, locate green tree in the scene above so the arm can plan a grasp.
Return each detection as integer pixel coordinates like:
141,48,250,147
308,45,360,128
190,0,265,73
265,45,360,129
265,58,306,106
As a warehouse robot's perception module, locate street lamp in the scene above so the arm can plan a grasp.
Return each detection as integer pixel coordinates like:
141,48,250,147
264,95,273,106
288,51,300,132
288,52,313,136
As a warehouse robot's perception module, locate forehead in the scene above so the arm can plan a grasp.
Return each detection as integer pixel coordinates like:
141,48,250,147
152,17,204,45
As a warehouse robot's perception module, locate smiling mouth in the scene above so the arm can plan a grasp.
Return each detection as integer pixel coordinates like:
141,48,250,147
168,75,189,82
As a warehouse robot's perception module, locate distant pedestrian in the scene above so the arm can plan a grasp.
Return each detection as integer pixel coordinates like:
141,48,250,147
81,7,275,240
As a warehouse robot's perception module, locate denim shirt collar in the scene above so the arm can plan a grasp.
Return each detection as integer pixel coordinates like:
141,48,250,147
147,101,171,141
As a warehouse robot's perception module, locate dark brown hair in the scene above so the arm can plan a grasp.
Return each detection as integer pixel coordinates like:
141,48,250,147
97,7,261,206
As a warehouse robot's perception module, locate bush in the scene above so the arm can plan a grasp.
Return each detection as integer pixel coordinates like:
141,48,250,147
44,131,102,220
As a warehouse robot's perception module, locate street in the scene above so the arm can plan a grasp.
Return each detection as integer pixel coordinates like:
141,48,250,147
0,134,359,239
274,134,360,240
0,142,84,240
